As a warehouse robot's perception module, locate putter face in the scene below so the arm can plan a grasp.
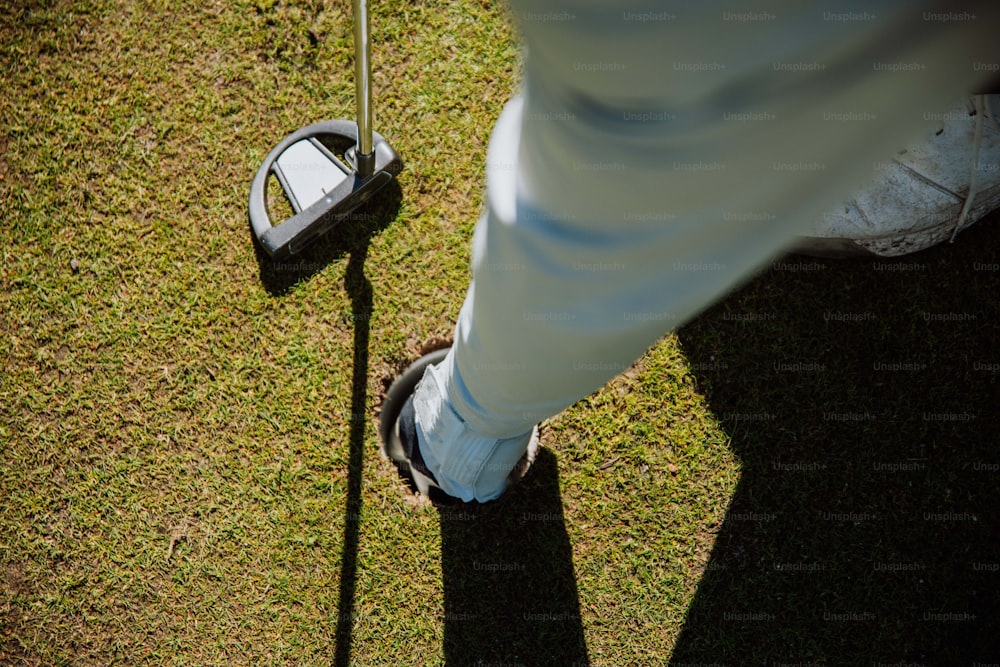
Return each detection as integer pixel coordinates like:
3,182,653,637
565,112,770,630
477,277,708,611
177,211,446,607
275,138,352,213
248,119,403,260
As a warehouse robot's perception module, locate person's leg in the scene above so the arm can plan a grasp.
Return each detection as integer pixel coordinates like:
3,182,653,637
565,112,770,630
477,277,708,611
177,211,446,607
408,1,998,502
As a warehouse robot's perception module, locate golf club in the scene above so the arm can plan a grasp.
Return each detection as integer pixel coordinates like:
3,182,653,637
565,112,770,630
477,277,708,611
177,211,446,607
249,0,402,260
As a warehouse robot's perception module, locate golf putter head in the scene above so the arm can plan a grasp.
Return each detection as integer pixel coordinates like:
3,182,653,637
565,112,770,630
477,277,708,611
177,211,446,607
249,0,400,260
248,120,402,260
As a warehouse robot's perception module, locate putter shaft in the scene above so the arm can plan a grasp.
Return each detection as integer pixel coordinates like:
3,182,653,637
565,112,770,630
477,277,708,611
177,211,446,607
352,0,374,176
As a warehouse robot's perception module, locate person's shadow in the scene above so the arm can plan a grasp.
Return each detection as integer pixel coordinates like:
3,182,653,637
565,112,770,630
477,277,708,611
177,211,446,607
438,449,590,666
670,218,1000,664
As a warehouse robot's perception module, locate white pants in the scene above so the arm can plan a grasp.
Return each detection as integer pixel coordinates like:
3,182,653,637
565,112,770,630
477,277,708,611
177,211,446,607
413,1,998,501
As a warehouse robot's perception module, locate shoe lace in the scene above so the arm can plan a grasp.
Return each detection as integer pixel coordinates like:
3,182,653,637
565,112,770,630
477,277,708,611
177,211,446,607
950,94,1000,242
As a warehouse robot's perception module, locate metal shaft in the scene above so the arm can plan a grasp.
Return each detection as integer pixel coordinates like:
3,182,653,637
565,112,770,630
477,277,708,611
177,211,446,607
352,0,374,177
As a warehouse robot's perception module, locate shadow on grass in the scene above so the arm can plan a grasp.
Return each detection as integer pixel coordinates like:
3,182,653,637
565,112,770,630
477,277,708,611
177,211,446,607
439,448,590,666
671,218,1000,664
253,183,402,667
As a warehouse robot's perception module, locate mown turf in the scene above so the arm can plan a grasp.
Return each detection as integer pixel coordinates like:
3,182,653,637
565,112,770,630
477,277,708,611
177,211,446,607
2,1,999,665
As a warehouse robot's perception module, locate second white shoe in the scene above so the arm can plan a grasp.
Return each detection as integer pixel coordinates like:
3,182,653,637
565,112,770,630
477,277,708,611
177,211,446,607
797,95,1000,257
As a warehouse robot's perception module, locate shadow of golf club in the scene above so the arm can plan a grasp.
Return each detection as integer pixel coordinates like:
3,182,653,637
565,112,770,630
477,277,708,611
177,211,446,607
669,216,1000,664
333,238,371,667
253,183,401,667
439,448,590,666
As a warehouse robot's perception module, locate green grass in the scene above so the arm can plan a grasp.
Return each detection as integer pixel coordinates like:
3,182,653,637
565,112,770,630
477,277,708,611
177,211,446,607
2,0,999,665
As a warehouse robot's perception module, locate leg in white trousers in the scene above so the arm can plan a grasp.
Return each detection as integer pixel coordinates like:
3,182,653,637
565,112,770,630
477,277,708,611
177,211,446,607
411,1,998,502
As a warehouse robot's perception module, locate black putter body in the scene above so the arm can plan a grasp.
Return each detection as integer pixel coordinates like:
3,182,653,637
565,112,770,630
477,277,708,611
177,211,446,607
248,0,401,260
249,121,401,259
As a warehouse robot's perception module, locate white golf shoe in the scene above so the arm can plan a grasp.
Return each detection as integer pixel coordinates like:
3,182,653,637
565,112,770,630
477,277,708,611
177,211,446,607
798,95,1000,257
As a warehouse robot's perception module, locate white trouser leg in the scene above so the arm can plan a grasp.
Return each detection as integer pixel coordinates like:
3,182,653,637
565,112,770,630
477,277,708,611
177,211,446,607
412,1,998,502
